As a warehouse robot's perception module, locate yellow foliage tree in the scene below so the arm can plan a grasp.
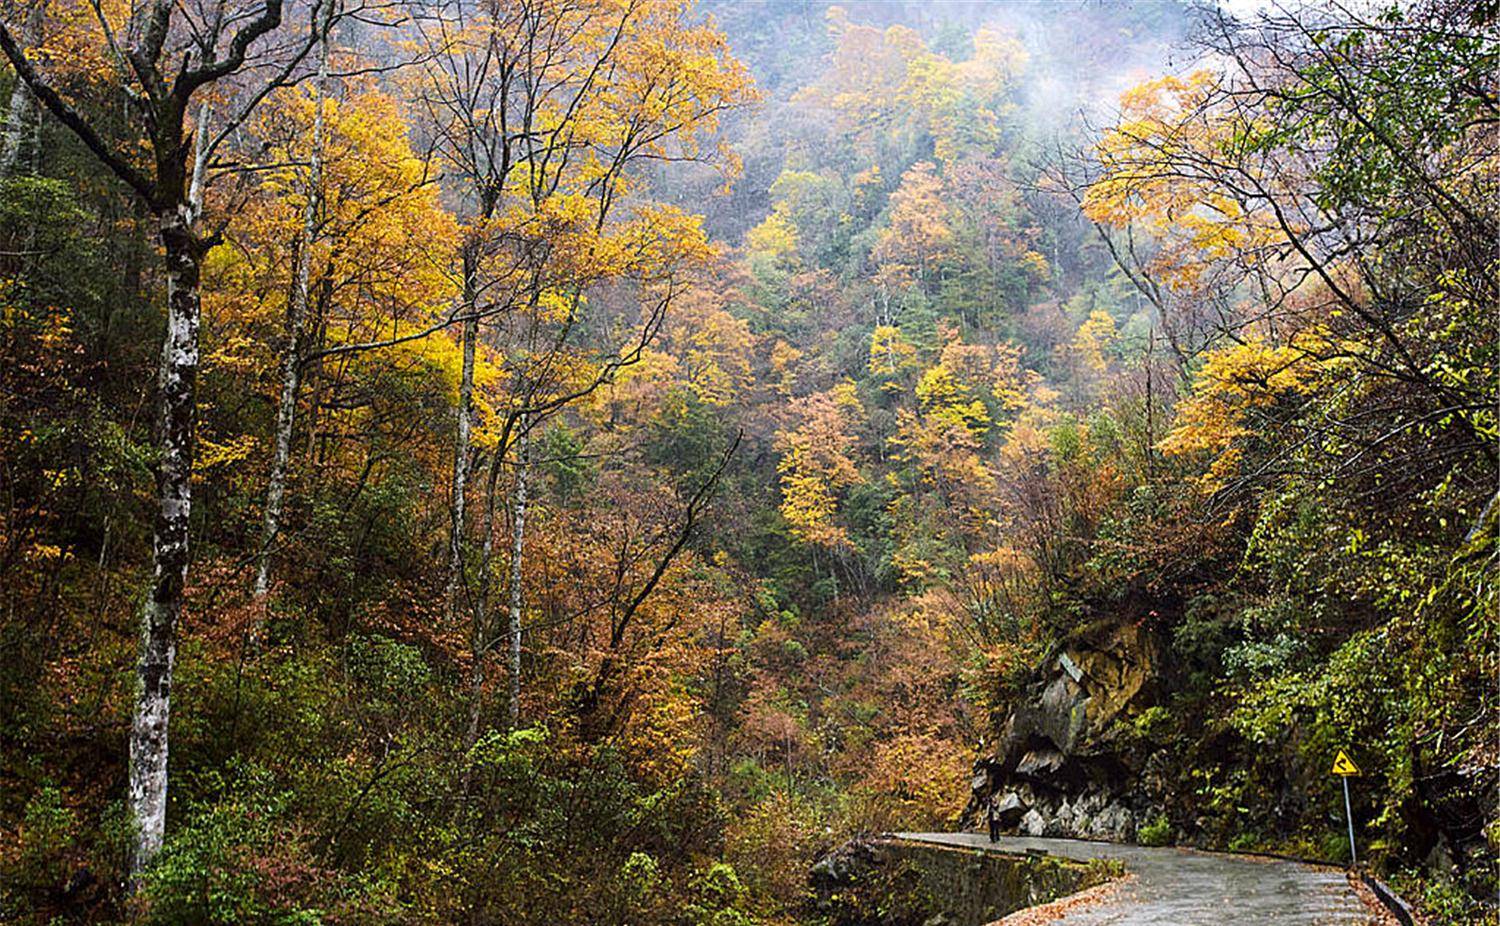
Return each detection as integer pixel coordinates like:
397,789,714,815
774,383,864,550
1082,71,1279,290
868,324,920,384
1160,334,1324,492
873,161,952,281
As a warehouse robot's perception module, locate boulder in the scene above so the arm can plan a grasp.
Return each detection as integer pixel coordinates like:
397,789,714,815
1015,748,1065,779
1087,803,1136,842
1042,811,1068,838
1074,622,1154,732
1044,676,1089,752
810,838,879,893
1020,809,1047,837
1053,801,1078,833
993,791,1027,826
1074,790,1107,817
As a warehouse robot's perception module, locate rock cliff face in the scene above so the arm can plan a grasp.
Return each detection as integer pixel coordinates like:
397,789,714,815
966,619,1161,843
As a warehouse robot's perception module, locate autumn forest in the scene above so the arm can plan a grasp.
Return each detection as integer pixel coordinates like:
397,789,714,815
0,0,1495,923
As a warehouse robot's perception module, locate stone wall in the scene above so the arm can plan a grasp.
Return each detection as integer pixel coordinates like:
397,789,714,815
810,837,1095,926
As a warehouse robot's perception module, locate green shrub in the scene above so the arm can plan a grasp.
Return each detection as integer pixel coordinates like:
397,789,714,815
1137,814,1172,847
683,862,758,926
1227,832,1261,853
140,764,348,926
0,785,80,910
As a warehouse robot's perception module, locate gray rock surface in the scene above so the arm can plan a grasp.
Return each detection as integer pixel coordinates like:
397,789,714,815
965,621,1164,844
1021,809,1047,837
1087,803,1137,842
1015,748,1065,778
994,791,1027,826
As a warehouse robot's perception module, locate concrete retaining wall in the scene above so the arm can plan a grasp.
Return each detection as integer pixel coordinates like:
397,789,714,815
811,837,1097,926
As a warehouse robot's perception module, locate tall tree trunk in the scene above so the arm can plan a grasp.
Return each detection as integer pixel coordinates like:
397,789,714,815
255,18,329,604
0,67,34,174
507,419,529,729
445,246,479,624
129,210,202,876
462,437,507,766
0,3,43,175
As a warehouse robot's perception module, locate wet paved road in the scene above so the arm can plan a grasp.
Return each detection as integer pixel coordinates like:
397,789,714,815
895,833,1385,925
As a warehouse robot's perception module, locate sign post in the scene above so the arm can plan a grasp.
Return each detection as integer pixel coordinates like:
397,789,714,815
1331,749,1361,865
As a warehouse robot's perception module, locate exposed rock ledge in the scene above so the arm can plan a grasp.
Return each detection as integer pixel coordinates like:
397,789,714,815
966,619,1160,843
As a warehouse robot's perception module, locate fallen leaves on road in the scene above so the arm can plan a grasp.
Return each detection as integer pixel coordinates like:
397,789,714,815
1345,873,1407,926
988,874,1135,925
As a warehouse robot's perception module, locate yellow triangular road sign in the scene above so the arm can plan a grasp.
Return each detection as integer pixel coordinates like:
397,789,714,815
1331,749,1361,777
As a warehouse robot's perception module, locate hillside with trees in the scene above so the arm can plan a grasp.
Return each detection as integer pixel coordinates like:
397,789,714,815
0,0,1494,923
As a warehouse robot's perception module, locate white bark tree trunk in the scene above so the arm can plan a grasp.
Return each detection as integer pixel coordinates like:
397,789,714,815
0,70,33,174
0,0,307,886
0,3,43,175
255,17,329,603
445,248,479,624
129,208,202,875
463,442,504,758
507,419,529,729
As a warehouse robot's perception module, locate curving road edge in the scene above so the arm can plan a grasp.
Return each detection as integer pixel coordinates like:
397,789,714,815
892,832,1396,925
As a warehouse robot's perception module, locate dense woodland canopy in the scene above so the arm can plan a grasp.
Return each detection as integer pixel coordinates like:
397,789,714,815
0,0,1494,923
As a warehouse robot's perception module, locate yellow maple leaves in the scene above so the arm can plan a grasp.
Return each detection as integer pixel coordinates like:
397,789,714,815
774,383,863,550
910,337,1027,442
868,325,919,382
1083,70,1279,289
1084,71,1221,225
663,288,755,406
1160,333,1326,491
1074,309,1119,372
210,81,458,341
745,212,799,271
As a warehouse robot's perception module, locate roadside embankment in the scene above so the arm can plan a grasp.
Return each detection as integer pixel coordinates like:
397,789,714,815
809,835,1119,926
